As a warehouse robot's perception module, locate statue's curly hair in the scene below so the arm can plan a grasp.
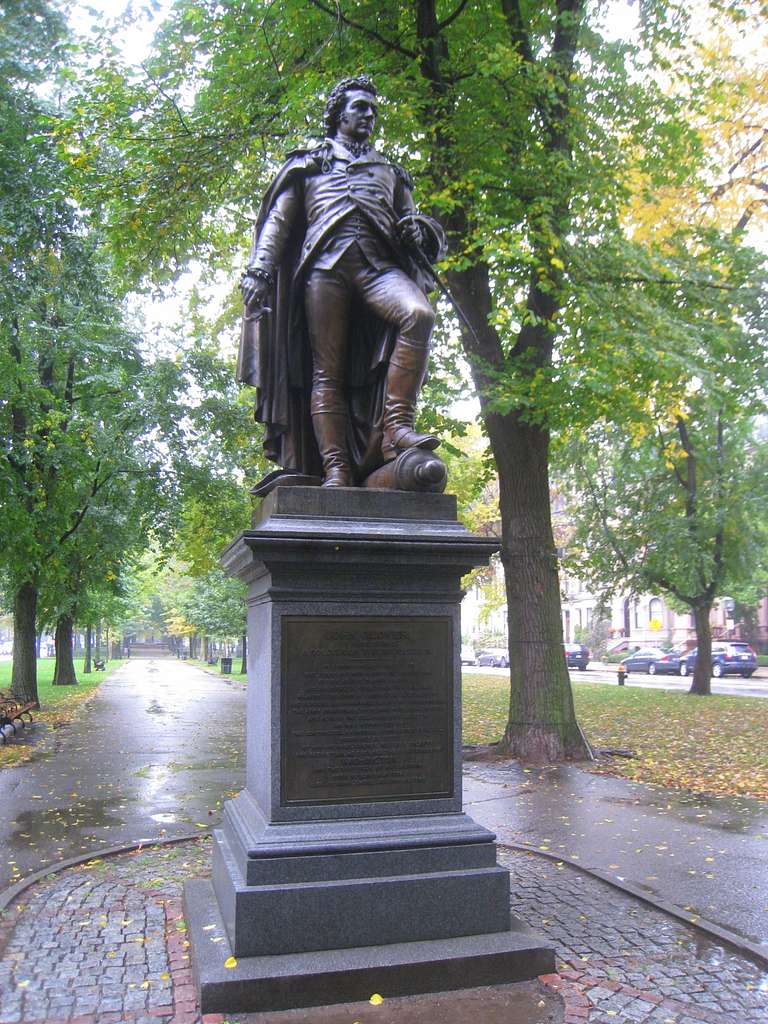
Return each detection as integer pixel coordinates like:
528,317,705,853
323,75,378,136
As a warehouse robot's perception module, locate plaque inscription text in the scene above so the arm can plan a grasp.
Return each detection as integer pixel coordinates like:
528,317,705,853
281,616,454,805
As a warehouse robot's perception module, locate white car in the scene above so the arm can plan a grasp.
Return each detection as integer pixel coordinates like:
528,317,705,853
461,645,476,666
476,647,509,668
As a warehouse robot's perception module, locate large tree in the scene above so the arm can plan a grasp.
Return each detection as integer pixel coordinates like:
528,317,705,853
61,0,760,758
0,16,181,701
558,230,768,695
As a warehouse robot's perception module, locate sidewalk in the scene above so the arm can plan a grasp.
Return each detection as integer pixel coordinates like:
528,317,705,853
464,759,768,950
1,661,766,1021
0,836,766,1024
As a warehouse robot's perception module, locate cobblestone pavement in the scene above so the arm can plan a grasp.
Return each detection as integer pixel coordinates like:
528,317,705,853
465,759,768,947
0,839,766,1024
501,848,768,1024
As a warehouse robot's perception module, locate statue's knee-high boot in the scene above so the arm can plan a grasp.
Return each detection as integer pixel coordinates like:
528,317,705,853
381,344,439,461
312,412,353,487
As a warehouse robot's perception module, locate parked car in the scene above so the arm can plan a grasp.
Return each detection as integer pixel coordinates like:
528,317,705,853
647,648,688,675
678,642,758,678
620,647,667,674
461,645,476,666
476,647,509,668
564,643,590,670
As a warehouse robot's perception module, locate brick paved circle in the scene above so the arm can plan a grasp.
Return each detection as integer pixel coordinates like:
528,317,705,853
0,838,766,1023
501,848,768,1024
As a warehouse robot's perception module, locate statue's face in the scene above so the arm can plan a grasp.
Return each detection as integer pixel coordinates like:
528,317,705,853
337,89,378,140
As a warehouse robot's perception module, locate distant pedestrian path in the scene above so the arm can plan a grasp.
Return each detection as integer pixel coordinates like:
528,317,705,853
0,660,245,889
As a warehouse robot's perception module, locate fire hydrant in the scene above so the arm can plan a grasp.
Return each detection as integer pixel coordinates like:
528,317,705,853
617,663,626,686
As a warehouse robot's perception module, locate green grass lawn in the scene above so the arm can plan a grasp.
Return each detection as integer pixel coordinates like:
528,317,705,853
0,657,123,767
189,658,247,684
463,672,768,800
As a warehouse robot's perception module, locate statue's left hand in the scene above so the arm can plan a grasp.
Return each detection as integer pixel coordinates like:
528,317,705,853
397,216,424,251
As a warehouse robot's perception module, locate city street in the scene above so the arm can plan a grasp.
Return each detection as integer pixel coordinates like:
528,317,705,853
468,661,768,697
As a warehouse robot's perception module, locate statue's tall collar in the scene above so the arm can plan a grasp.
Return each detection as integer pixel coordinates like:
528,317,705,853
325,137,386,164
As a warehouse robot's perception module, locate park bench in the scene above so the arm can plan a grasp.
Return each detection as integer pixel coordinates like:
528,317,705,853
0,691,39,744
93,658,105,671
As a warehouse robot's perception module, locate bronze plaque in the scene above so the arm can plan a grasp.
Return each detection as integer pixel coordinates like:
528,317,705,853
281,616,454,805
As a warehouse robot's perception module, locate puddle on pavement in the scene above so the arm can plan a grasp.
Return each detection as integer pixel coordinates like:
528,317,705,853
608,788,768,833
9,796,126,849
165,758,243,773
150,812,178,824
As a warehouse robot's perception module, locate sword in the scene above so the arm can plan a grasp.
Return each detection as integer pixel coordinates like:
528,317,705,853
429,264,482,347
397,215,482,346
244,305,272,323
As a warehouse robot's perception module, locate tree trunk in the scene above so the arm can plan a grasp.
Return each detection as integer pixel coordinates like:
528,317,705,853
204,635,210,661
11,583,39,703
493,413,591,761
95,620,102,662
240,632,247,676
83,624,92,673
53,614,78,685
689,603,713,696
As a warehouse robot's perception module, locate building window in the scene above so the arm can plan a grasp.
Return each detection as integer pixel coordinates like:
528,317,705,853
586,607,593,627
649,598,663,624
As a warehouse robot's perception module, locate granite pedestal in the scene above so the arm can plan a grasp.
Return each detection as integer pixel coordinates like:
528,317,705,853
185,487,554,1012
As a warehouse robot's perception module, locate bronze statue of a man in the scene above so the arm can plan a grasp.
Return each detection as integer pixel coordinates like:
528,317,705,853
237,76,446,490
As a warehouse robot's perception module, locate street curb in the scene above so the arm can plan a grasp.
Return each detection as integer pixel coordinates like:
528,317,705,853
500,840,768,969
0,828,212,915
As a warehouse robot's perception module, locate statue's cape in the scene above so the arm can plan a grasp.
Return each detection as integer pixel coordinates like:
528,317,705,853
236,144,442,483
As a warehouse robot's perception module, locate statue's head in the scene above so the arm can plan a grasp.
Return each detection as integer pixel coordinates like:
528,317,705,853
323,75,378,138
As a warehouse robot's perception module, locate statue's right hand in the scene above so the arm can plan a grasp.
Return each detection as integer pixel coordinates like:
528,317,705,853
241,273,270,314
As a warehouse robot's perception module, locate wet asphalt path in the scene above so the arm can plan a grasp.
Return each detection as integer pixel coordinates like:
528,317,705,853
465,762,768,950
0,659,245,890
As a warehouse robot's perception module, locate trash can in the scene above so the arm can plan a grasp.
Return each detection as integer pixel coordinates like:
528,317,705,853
220,657,233,674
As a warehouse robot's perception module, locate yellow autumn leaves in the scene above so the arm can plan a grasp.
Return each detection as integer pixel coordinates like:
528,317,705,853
463,674,768,799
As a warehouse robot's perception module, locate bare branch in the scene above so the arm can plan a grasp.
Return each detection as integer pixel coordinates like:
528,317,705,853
56,463,110,549
306,0,418,58
708,409,726,598
500,0,535,64
576,273,745,292
141,64,193,137
726,127,768,180
439,0,471,31
655,424,687,491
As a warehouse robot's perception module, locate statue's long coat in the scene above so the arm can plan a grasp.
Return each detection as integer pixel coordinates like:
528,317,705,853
236,141,444,483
